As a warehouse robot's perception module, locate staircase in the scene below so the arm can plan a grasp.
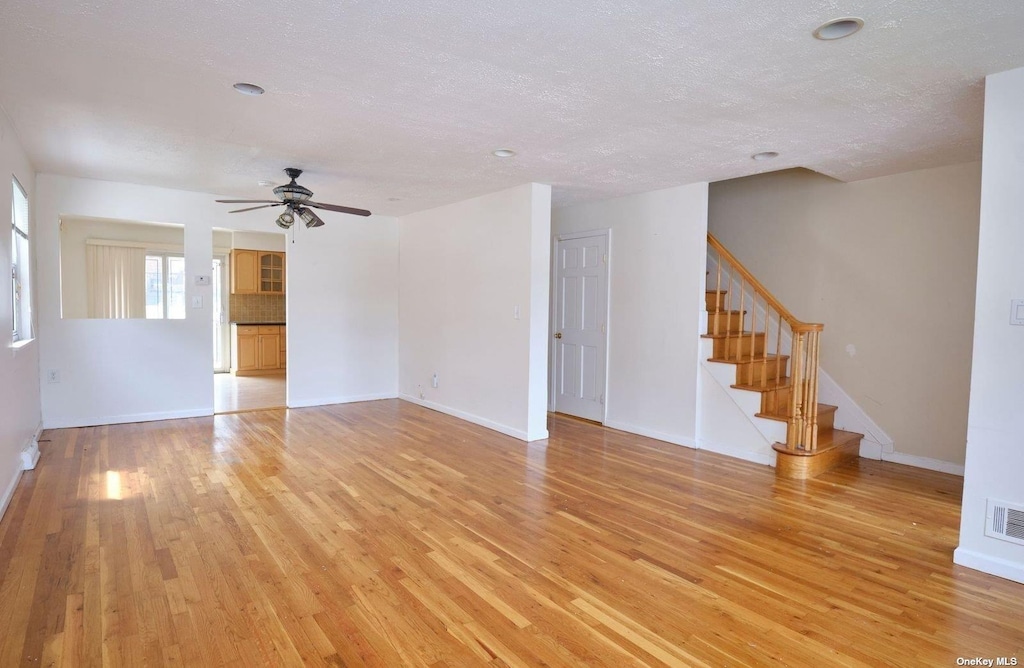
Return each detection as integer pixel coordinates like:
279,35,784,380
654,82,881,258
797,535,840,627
704,234,862,479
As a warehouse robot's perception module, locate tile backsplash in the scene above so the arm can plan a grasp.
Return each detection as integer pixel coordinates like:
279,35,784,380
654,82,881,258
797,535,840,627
230,294,285,323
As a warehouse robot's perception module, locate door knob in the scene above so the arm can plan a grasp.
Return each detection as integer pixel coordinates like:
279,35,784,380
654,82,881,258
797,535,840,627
554,332,562,339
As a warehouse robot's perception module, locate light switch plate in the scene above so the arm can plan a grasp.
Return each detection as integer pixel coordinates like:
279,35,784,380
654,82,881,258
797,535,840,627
194,275,211,286
1011,299,1024,326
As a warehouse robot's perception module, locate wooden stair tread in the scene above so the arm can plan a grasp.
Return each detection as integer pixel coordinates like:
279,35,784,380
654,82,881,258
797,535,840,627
732,378,790,392
707,353,788,365
772,428,862,457
706,309,745,315
756,403,837,423
701,331,763,339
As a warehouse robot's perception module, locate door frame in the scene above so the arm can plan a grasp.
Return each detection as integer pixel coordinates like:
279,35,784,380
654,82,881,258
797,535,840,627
548,228,612,422
213,253,231,372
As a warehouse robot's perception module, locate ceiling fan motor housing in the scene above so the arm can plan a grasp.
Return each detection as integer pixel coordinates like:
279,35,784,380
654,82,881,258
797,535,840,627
273,181,313,202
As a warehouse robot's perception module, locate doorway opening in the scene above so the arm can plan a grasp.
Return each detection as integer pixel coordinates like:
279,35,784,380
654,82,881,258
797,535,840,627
213,230,288,414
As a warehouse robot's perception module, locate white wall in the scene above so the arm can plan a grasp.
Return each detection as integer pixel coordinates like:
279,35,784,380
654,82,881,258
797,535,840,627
232,230,285,252
287,215,399,408
0,111,40,519
552,183,709,447
398,183,551,441
36,174,399,427
955,67,1024,584
709,163,981,468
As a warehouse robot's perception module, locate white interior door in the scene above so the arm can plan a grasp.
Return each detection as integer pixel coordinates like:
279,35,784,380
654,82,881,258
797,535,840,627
552,232,609,422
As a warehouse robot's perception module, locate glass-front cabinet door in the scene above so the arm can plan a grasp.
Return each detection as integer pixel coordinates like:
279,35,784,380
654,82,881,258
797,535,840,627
259,252,285,294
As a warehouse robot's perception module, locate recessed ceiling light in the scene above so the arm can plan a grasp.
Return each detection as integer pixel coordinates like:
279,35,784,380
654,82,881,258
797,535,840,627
752,151,779,161
233,82,265,96
492,149,516,158
387,197,401,201
813,17,864,40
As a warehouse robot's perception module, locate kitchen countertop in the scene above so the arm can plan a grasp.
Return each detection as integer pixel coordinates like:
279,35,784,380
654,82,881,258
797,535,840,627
231,322,286,326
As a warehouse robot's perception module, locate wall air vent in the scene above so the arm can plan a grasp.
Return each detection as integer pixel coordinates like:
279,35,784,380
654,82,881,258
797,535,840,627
985,498,1024,546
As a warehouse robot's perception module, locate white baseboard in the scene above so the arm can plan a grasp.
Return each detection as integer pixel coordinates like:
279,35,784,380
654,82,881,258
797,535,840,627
288,393,398,409
858,442,964,476
602,420,697,449
0,458,23,522
953,547,1024,585
44,408,212,429
399,394,544,442
879,451,964,476
697,439,774,466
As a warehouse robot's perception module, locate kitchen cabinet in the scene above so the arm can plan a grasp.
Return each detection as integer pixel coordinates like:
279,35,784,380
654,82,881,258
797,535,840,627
232,325,259,372
231,324,286,375
258,326,281,370
231,249,258,294
230,249,285,295
280,326,287,369
258,252,285,294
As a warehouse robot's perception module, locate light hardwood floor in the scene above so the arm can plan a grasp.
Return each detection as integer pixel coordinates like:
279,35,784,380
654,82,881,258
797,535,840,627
213,371,286,414
0,401,1021,666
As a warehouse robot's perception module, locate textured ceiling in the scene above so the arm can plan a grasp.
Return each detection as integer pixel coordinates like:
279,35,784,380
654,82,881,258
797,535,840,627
1,0,1022,216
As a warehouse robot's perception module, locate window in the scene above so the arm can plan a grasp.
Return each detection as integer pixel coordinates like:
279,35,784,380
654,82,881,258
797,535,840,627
145,252,186,319
11,177,32,342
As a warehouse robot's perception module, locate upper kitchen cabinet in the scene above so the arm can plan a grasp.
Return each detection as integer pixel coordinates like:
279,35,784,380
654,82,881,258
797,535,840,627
259,252,285,294
231,249,285,294
231,249,258,294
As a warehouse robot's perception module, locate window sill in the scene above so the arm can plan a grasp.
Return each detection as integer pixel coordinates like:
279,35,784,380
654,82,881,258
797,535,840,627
10,338,35,351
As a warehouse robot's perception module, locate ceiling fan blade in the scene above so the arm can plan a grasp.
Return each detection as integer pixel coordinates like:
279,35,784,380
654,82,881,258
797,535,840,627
305,200,372,217
229,203,285,213
215,199,282,204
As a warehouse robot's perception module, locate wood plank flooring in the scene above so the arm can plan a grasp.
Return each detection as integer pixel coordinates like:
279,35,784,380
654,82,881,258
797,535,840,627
213,372,286,414
0,400,1021,666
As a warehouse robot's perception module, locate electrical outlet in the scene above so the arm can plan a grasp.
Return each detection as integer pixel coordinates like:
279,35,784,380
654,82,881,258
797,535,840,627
1011,299,1024,325
431,373,439,389
47,369,60,384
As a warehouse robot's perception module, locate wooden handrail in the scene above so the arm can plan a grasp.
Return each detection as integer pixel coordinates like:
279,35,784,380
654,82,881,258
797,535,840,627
707,233,823,332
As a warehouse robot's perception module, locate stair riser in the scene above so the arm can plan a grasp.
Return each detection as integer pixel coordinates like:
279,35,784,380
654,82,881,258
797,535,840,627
759,386,792,414
705,291,727,311
707,312,744,334
735,361,787,384
713,335,765,358
818,411,835,432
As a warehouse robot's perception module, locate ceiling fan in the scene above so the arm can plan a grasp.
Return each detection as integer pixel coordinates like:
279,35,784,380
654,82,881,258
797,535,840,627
216,167,371,229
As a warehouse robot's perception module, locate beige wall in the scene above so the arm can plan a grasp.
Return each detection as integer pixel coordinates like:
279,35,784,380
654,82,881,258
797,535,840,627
708,163,981,465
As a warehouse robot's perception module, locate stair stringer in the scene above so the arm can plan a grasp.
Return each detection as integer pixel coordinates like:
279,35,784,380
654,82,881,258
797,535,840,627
697,338,786,467
817,368,893,458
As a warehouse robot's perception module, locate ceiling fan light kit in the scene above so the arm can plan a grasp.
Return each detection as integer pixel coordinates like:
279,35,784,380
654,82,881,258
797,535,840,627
216,167,372,229
297,207,325,228
276,211,295,229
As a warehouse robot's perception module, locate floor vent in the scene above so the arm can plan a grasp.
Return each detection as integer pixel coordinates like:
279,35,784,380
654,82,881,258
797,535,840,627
985,498,1024,546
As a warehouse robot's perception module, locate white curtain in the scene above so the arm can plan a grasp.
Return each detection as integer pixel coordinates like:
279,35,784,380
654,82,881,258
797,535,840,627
86,244,146,318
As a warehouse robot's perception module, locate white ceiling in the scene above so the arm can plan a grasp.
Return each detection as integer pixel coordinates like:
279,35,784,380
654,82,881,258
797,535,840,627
1,0,1022,216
